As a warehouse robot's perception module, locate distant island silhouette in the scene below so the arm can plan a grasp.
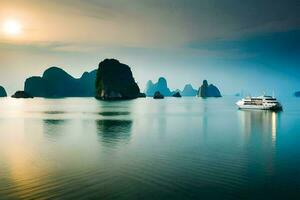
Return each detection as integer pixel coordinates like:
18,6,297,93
181,84,197,96
197,80,222,97
10,58,224,99
24,67,97,98
145,77,172,97
145,78,220,98
0,86,7,97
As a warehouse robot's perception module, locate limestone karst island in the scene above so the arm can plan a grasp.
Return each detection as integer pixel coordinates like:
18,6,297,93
6,58,222,100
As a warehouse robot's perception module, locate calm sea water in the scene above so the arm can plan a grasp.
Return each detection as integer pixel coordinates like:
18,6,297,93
0,97,299,200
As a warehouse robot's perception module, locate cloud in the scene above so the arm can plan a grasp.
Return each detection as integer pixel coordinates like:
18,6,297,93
1,0,299,49
0,41,89,57
188,29,300,60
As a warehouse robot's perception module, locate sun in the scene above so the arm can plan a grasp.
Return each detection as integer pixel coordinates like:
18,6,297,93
3,19,22,36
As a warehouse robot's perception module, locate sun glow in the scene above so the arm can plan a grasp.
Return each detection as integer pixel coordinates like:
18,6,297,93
3,19,22,36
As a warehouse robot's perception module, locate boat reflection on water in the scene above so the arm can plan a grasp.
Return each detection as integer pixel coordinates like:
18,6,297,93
271,112,277,143
239,110,280,146
238,110,281,175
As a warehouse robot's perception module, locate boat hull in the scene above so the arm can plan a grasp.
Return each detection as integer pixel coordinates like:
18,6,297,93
236,104,282,111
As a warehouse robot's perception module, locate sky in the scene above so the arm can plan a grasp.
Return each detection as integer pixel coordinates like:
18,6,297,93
0,0,299,96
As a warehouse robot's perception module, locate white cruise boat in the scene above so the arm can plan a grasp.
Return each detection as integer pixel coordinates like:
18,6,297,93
236,95,282,111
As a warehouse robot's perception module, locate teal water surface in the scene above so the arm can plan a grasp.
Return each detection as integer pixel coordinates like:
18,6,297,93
0,97,299,199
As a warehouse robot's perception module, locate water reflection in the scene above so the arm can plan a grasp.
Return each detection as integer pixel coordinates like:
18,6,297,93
42,111,67,114
239,110,279,145
43,119,68,140
271,112,277,144
97,111,130,116
201,104,208,139
0,119,50,199
1,97,299,199
96,120,133,146
239,110,280,175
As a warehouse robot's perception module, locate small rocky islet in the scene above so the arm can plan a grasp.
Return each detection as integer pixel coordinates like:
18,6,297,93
153,91,164,99
172,92,182,98
12,91,34,99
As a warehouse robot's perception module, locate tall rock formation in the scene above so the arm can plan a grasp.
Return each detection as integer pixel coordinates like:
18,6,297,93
24,67,97,97
181,84,197,96
0,86,7,97
197,80,222,97
145,77,172,96
95,59,140,100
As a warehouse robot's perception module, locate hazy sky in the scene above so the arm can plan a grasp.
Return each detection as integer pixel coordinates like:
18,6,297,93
0,0,299,95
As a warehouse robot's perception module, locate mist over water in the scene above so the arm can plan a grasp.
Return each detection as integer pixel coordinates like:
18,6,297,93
0,97,299,199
